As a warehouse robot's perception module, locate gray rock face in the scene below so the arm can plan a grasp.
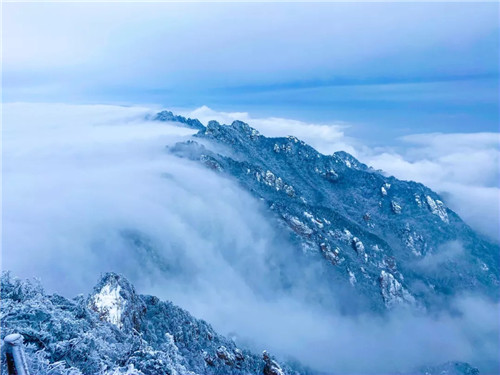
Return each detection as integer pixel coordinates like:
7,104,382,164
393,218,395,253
168,116,499,312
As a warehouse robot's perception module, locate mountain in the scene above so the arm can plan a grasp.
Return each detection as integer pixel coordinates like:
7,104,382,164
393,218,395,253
161,115,499,312
0,271,302,375
0,272,483,375
1,110,497,375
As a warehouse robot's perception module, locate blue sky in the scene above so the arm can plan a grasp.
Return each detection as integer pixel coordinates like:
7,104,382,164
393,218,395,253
3,2,499,142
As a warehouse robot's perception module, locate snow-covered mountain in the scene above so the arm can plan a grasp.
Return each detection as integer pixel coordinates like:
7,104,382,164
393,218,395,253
162,111,499,312
1,271,484,375
1,108,498,375
1,271,302,375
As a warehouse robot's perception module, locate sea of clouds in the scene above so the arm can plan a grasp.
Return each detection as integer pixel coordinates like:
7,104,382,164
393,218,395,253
2,103,499,374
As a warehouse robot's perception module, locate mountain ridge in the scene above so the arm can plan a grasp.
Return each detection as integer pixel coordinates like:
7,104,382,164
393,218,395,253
159,112,499,312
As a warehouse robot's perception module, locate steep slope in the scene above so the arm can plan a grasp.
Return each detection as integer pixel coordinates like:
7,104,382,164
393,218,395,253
0,272,301,375
162,116,499,312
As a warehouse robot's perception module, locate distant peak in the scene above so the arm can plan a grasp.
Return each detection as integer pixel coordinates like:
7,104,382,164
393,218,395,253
153,110,205,130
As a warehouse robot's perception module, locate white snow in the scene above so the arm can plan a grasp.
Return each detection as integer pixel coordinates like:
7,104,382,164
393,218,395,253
391,201,402,214
414,194,422,207
348,269,357,286
90,284,126,329
379,270,416,308
425,195,449,223
303,211,314,220
352,237,365,256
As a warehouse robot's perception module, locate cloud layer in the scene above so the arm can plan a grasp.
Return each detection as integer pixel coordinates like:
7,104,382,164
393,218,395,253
364,133,500,242
2,103,499,374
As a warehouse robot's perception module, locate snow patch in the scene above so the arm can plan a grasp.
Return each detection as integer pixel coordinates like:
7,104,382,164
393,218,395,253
90,284,126,329
425,195,449,223
379,270,416,308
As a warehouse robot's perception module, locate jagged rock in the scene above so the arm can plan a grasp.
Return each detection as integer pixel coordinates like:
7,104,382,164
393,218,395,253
216,345,235,365
379,270,416,308
425,195,449,223
262,351,284,375
391,201,402,214
88,272,146,331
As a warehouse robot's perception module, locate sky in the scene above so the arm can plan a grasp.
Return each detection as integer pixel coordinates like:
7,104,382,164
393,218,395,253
3,2,499,143
1,4,500,373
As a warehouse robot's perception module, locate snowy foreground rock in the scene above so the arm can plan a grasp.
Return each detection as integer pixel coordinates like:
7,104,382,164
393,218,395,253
0,272,482,375
0,272,303,375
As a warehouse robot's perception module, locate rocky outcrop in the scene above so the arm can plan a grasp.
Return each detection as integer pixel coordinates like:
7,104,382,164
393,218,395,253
1,272,303,375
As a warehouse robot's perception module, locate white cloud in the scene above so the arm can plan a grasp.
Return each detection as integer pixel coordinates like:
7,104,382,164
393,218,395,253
2,103,499,374
363,133,500,242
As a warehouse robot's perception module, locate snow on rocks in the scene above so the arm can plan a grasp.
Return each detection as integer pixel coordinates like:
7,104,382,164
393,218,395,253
89,282,126,329
391,201,402,214
380,183,391,196
320,242,343,265
403,223,425,257
304,211,324,228
216,346,235,366
425,195,449,223
342,229,353,241
255,170,295,197
348,269,357,286
283,214,314,236
414,194,423,207
88,273,145,331
314,166,339,182
273,143,292,153
379,270,416,308
352,237,365,257
263,351,284,375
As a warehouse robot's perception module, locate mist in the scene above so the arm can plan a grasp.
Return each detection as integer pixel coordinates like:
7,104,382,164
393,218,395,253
2,103,499,374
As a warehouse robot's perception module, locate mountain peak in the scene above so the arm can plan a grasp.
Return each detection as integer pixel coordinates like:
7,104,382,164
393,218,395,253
87,272,145,330
153,110,205,130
